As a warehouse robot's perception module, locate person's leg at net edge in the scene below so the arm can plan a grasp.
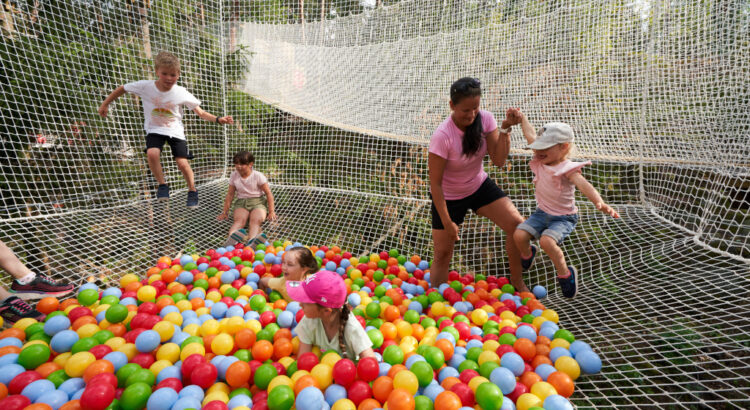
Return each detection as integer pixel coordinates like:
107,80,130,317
0,240,70,323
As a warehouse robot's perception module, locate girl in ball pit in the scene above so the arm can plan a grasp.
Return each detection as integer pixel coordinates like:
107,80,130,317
260,246,318,303
287,270,376,360
428,77,528,291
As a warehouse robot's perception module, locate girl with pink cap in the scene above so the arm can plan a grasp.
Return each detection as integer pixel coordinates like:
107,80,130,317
286,270,375,360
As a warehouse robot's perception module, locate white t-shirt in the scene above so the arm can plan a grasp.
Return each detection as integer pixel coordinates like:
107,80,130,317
295,313,373,360
123,80,201,140
229,170,268,199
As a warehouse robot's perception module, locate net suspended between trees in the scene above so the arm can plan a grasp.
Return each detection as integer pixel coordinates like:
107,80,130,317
0,0,747,408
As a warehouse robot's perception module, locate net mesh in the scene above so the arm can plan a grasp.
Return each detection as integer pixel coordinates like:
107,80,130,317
0,0,748,408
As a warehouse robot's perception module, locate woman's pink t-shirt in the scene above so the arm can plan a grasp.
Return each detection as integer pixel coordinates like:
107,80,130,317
428,110,498,200
229,170,268,199
529,158,592,215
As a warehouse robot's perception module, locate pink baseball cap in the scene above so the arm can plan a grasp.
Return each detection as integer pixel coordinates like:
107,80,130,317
286,270,346,309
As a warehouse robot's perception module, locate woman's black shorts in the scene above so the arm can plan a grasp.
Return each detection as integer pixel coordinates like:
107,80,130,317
430,177,507,229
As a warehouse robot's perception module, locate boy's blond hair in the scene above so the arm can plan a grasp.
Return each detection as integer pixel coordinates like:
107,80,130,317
154,51,180,71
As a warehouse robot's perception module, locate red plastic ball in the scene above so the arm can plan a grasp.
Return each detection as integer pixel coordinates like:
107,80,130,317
191,363,217,389
0,395,31,410
259,311,276,327
450,382,475,407
130,353,155,369
458,369,479,385
356,357,379,382
332,358,356,388
80,382,116,410
181,354,206,379
155,377,183,392
8,370,42,394
203,401,229,410
506,382,528,402
347,380,372,405
68,306,93,323
89,344,113,360
297,352,319,372
88,373,118,389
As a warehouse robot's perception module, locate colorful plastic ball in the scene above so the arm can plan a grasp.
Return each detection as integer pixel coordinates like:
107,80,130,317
410,361,434,388
393,370,419,395
190,363,218,389
0,394,31,410
331,398,356,410
530,381,557,401
134,330,160,353
104,305,129,324
20,379,55,401
332,359,356,388
17,344,51,369
386,388,415,410
543,394,574,410
78,289,99,306
171,397,202,410
475,382,504,410
554,356,581,381
79,381,116,410
356,357,379,382
119,382,151,410
144,387,179,410
383,345,404,365
500,352,525,377
36,389,69,409
324,384,347,407
568,341,592,358
254,364,278,390
489,367,516,395
434,390,462,410
532,285,547,299
267,384,295,410
43,315,71,336
575,350,602,374
423,346,446,370
546,372,574,398
516,392,543,410
296,352,319,372
295,386,326,410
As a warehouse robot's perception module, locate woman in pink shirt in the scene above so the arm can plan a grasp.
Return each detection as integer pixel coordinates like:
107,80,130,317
428,77,527,290
218,151,277,247
513,114,619,298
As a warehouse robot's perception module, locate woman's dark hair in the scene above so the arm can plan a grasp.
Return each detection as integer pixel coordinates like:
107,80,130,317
450,77,483,156
233,151,255,165
337,304,350,358
286,246,319,275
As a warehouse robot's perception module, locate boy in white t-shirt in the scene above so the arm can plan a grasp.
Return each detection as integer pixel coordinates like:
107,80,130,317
98,51,233,208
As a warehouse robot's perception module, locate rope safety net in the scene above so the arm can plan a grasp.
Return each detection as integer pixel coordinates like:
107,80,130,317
0,0,748,408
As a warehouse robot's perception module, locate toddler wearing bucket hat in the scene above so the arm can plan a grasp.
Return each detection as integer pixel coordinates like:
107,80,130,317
512,115,620,298
287,270,375,360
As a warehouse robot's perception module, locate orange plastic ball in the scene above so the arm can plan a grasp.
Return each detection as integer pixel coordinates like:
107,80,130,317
36,297,60,314
252,340,273,362
546,371,575,398
235,329,256,349
372,376,394,404
514,338,537,362
434,390,462,410
519,371,543,389
386,388,415,410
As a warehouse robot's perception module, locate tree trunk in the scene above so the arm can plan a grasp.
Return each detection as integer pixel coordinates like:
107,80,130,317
139,0,152,59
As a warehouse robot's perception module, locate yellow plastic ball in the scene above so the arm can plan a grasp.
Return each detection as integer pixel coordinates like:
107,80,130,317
104,337,126,351
499,311,518,322
153,321,176,342
240,268,253,279
194,307,210,317
310,363,333,389
349,269,362,280
291,370,311,383
541,309,559,324
245,320,262,334
211,333,235,356
530,381,558,400
477,350,500,366
483,340,500,352
207,382,230,395
431,302,446,317
320,352,342,367
183,323,200,336
54,352,71,367
267,375,294,392
202,392,229,406
555,356,581,380
13,317,38,330
76,323,101,339
549,338,571,350
175,300,192,312
471,309,488,326
392,370,419,395
180,343,206,361
120,273,139,288
206,291,222,302
224,317,245,334
239,284,254,296
118,343,138,360
516,393,543,410
137,285,156,302
200,319,221,336
278,356,295,369
149,360,172,377
499,319,517,329
331,399,356,410
156,343,181,363
396,321,414,339
532,316,548,329
64,351,96,377
147,275,162,284
468,376,490,392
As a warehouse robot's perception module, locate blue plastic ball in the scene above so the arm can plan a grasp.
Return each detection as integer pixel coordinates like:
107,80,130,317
135,330,161,353
58,377,86,397
147,387,179,410
35,389,69,409
0,363,25,385
543,394,575,410
514,325,537,343
227,394,252,409
277,311,294,328
534,363,557,381
324,384,347,406
549,347,573,363
22,379,55,401
532,285,547,299
576,350,602,374
569,340,593,358
297,386,327,410
490,367,517,395
171,397,203,410
500,352,525,377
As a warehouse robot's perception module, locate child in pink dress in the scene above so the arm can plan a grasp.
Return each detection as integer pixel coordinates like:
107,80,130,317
513,114,619,298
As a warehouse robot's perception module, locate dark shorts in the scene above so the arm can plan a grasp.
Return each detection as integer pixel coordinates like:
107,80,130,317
431,177,507,229
144,133,194,159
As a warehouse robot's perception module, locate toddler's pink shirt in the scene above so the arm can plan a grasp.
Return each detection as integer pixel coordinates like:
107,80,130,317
229,170,268,199
428,110,498,200
530,158,592,215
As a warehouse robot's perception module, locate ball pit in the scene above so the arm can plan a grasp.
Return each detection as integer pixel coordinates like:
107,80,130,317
0,241,602,410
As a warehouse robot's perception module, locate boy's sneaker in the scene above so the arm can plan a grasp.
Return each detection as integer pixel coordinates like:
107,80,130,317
157,184,170,201
187,190,199,208
557,266,578,298
0,296,45,324
521,245,537,271
10,274,75,298
248,232,268,250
